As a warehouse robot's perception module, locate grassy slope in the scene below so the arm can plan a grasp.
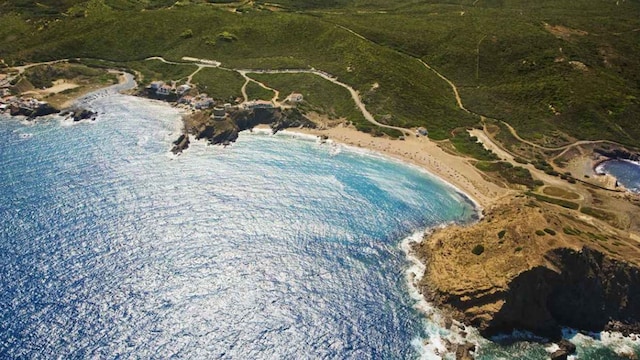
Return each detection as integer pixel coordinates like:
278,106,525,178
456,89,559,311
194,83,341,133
316,1,640,146
191,68,244,101
245,81,274,101
1,0,638,146
0,4,474,139
126,60,197,84
252,73,366,123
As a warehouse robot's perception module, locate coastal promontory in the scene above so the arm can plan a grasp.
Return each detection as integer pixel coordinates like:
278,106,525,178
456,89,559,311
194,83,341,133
414,195,640,340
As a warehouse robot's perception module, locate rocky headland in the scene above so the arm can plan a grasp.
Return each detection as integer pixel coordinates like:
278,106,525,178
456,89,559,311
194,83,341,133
595,146,640,163
171,107,316,154
413,195,640,343
7,100,59,119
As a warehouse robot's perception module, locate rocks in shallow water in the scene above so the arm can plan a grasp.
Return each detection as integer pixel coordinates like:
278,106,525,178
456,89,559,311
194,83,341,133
72,108,97,122
171,134,190,154
557,339,576,355
455,341,476,360
443,316,453,329
548,339,576,360
550,349,569,360
9,102,59,119
61,107,97,121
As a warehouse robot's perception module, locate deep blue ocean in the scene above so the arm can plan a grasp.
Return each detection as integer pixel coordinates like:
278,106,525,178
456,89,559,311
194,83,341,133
598,159,640,193
1,88,638,359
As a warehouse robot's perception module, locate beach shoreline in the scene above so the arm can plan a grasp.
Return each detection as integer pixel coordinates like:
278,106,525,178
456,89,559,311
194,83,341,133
268,123,511,210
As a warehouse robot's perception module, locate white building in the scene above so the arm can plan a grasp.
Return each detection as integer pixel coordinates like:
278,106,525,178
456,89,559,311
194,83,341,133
177,84,191,96
156,84,172,96
286,93,304,103
195,98,214,109
243,100,274,110
149,81,164,90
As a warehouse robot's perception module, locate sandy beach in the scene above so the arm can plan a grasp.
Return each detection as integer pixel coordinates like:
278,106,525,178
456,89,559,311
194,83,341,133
280,123,511,209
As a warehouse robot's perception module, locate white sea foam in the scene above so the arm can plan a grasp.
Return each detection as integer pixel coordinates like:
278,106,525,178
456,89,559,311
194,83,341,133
243,127,273,136
275,129,322,142
401,228,483,360
620,158,640,167
299,135,484,217
566,328,640,358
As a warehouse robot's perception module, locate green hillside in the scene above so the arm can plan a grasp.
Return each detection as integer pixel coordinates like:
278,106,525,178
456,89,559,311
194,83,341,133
1,0,638,146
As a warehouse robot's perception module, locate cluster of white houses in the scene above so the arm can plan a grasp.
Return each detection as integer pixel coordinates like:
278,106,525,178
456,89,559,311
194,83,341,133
148,81,193,97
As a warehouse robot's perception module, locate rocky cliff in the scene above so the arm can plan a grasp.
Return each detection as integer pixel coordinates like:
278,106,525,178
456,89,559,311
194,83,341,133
9,103,59,119
595,146,640,162
414,196,640,340
175,107,315,153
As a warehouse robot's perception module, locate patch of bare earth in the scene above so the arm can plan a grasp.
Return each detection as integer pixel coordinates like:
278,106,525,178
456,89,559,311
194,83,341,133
543,22,589,40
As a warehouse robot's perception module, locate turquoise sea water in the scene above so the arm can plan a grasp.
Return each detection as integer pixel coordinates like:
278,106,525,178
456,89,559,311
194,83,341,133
1,90,639,359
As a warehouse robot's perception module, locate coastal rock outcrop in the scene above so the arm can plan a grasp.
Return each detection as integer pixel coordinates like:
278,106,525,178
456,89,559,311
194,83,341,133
414,196,640,340
62,108,97,121
171,134,190,154
455,342,476,360
231,107,316,133
482,247,640,338
9,102,59,119
174,107,316,153
595,146,640,162
195,121,239,144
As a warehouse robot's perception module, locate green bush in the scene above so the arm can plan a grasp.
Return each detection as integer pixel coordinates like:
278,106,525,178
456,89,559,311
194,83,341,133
526,192,580,210
544,228,556,236
180,29,193,38
471,244,485,256
450,132,498,161
563,227,581,236
217,31,238,41
498,230,506,239
535,230,546,236
580,207,616,223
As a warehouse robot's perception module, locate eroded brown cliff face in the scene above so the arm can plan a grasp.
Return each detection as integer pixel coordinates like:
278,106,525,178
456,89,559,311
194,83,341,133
414,196,640,340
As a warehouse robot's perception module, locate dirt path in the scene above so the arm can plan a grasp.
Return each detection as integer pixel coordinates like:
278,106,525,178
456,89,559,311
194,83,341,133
240,72,280,104
146,56,413,136
497,119,619,152
186,67,203,85
11,59,70,74
240,68,412,136
330,24,636,156
334,24,469,114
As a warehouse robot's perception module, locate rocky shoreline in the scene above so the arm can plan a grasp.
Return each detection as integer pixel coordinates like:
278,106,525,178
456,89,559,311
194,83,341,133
595,146,640,163
5,64,640,358
412,195,640,358
171,107,316,154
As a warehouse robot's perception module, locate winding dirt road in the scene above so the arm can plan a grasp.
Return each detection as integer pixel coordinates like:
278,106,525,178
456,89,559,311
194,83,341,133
330,24,633,156
238,70,280,104
146,56,412,136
